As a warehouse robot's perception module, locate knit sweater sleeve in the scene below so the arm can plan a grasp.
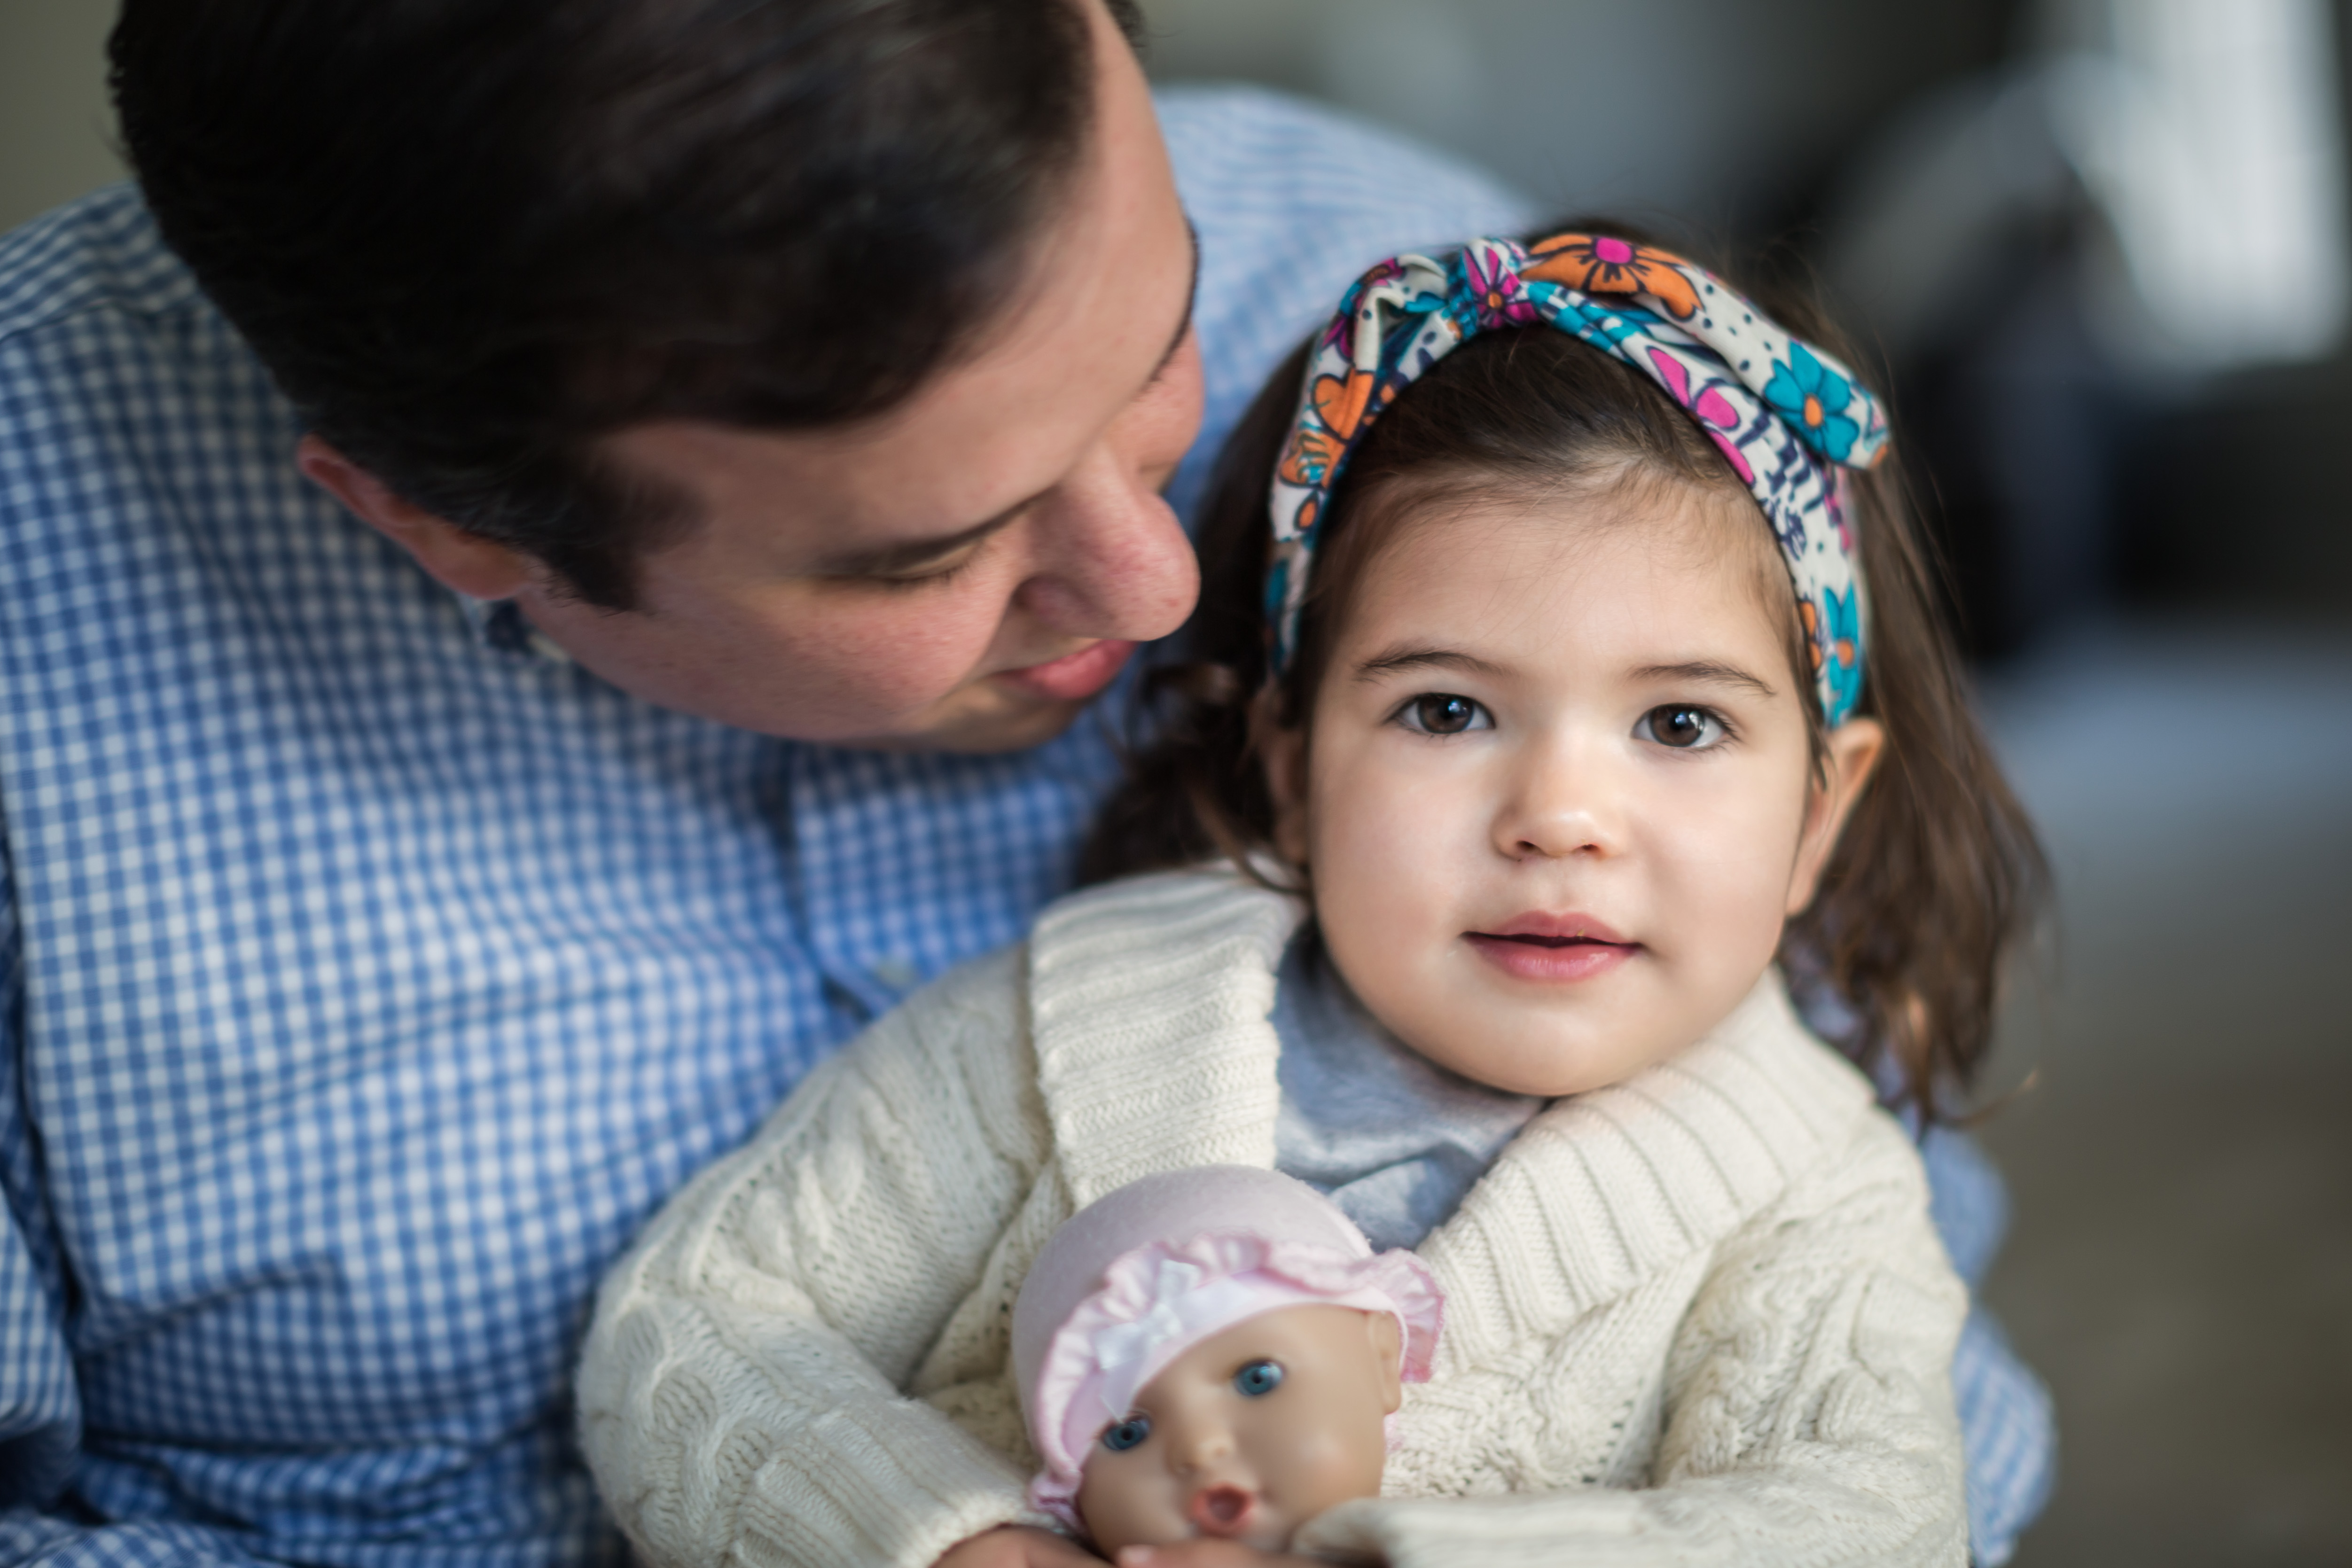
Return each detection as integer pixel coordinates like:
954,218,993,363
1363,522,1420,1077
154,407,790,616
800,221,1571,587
1297,1111,1970,1568
576,947,1059,1568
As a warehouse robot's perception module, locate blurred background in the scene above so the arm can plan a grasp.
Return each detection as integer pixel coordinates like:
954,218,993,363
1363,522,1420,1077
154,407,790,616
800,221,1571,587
5,0,2348,1563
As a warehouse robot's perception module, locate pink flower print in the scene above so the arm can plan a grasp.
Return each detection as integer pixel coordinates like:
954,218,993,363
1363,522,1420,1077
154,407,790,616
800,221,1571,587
1646,346,1694,408
1704,429,1756,485
1461,244,1537,329
1649,347,1755,483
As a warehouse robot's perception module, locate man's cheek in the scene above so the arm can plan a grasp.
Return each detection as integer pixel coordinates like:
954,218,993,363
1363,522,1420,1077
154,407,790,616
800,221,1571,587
802,595,1004,699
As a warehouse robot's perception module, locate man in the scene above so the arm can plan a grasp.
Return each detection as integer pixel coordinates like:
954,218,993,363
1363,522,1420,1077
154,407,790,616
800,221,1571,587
0,1,2047,1564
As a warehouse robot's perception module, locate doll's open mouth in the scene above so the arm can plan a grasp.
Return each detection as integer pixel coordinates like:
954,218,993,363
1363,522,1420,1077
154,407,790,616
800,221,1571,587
1188,1483,1257,1536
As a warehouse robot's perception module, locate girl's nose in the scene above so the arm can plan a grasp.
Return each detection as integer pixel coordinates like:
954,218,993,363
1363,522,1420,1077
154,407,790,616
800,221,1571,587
1492,745,1622,861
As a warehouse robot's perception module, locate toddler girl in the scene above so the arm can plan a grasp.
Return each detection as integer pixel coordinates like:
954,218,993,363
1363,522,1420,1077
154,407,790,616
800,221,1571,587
579,227,2043,1568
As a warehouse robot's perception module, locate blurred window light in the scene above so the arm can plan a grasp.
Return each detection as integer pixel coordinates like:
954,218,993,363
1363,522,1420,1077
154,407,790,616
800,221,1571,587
2060,0,2349,368
1306,0,1483,155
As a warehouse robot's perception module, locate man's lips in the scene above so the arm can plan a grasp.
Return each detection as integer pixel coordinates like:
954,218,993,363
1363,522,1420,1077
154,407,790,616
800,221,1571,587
993,639,1135,702
1466,913,1638,983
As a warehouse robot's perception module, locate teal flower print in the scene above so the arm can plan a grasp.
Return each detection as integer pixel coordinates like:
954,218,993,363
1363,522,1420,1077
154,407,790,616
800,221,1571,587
1762,342,1860,462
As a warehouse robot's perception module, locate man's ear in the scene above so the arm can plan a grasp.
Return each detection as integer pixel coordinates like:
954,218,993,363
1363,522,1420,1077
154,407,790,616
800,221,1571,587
297,435,534,601
1786,716,1886,915
1364,1310,1404,1415
1256,693,1311,868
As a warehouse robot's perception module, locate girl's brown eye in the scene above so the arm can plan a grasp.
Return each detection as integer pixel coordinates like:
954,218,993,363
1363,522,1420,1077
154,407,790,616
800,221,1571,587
1403,693,1489,735
1638,704,1726,749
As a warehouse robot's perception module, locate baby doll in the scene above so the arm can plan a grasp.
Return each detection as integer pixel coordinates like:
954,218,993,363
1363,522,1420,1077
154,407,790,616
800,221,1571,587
1011,1166,1442,1556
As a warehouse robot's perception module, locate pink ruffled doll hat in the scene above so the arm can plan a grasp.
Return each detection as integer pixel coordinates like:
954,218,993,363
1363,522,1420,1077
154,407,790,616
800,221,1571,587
1010,1165,1444,1530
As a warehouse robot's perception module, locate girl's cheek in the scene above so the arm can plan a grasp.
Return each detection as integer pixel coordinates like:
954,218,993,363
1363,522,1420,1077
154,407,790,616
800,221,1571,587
1674,784,1812,960
1313,756,1467,901
1306,772,1450,989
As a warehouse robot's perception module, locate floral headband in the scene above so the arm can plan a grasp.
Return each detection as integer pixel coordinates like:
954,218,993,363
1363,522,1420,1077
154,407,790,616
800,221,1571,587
1266,233,1890,727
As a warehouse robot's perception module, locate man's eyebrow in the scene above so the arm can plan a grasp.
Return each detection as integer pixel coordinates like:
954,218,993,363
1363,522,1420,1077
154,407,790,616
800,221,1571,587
1635,660,1778,698
812,499,1039,577
816,227,1201,580
1354,646,1508,682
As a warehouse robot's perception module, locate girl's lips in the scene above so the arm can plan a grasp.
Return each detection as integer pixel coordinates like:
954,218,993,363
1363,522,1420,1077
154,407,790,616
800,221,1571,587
993,639,1136,702
1466,917,1639,983
1484,911,1628,943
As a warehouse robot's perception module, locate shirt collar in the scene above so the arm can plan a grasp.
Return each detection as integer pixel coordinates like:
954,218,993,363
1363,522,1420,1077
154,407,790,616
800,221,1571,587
452,593,575,667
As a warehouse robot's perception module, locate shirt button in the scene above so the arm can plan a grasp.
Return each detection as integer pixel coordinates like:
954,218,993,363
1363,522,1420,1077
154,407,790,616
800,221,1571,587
870,955,920,991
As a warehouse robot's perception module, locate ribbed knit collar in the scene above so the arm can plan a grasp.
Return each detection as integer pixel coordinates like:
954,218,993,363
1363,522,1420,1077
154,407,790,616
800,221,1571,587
1028,867,1302,1206
1024,868,1878,1370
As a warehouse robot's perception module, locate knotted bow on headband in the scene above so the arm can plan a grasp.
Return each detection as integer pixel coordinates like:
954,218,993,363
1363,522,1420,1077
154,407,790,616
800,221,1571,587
1266,233,1890,726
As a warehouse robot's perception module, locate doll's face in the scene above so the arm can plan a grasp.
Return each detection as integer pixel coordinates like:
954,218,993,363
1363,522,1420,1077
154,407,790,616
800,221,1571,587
1266,485,1882,1097
1074,1304,1404,1555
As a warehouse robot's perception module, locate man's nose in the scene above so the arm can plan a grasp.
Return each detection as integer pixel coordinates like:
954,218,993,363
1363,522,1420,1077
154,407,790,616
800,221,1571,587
1014,440,1199,643
1492,736,1625,861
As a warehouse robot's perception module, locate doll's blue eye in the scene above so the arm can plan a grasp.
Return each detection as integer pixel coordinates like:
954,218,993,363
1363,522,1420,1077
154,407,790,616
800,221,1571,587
1234,1359,1284,1397
1101,1415,1152,1452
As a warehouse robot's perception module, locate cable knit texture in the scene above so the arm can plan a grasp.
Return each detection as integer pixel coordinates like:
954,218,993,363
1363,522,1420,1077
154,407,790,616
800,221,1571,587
578,868,1968,1568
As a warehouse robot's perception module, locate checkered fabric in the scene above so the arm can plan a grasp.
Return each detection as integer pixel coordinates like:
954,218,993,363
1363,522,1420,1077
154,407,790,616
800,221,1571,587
0,86,2049,1568
1924,1128,2059,1566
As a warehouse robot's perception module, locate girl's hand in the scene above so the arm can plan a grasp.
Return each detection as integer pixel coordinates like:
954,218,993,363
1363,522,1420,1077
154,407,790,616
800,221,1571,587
933,1525,1109,1568
1112,1544,1328,1568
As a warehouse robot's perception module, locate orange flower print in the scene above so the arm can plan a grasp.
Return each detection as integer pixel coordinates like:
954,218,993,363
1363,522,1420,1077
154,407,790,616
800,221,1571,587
1278,423,1344,489
1280,368,1389,487
1311,367,1379,443
1524,233,1702,321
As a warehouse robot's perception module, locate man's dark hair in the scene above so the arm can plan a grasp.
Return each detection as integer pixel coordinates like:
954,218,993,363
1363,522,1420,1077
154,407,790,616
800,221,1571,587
111,0,1146,607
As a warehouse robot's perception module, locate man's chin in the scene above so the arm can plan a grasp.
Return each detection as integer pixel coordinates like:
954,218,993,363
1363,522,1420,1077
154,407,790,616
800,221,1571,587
839,681,1087,756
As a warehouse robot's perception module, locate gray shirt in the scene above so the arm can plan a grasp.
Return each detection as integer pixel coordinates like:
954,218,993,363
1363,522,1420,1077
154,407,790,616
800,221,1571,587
1271,934,1545,1253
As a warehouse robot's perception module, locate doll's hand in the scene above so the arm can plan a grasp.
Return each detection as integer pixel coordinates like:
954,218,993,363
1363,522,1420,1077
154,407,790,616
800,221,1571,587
932,1525,1108,1568
1109,1544,1328,1568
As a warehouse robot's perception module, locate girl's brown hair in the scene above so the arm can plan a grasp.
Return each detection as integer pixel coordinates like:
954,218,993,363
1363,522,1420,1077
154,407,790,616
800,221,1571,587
1080,227,2047,1120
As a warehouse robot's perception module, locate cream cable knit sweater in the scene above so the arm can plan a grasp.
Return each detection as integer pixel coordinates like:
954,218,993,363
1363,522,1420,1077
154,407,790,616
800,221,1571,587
578,869,1968,1568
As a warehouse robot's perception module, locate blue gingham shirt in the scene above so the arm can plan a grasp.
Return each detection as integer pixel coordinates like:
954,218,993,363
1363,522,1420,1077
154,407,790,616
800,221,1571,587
0,86,2048,1568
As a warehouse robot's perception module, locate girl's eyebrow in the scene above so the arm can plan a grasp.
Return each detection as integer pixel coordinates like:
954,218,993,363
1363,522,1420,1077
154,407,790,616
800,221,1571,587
1635,660,1778,698
1354,646,1507,682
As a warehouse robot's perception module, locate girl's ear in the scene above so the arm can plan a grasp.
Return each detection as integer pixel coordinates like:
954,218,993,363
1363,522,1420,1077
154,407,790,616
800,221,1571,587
1256,693,1312,868
1786,716,1886,916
